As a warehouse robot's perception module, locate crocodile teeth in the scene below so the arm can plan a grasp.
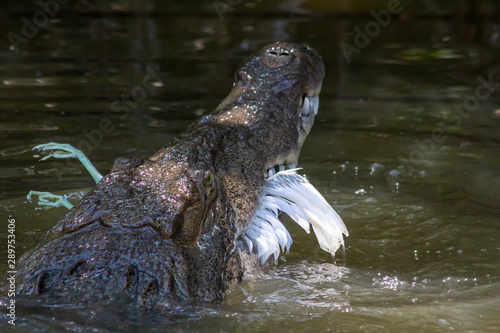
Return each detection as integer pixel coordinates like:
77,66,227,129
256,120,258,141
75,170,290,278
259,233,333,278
311,95,319,115
300,95,319,116
267,168,275,178
266,164,297,178
245,169,348,264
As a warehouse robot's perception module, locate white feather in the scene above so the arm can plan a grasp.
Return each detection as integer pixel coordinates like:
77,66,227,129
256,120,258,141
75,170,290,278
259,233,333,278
245,224,271,260
242,234,253,253
262,212,292,253
243,169,348,264
266,171,348,253
264,194,311,232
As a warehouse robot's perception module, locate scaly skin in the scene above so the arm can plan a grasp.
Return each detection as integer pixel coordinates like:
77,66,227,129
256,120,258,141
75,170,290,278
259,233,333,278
10,42,325,309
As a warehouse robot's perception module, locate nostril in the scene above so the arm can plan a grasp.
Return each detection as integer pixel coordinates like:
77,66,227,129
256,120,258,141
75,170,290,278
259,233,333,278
267,50,290,57
262,46,295,68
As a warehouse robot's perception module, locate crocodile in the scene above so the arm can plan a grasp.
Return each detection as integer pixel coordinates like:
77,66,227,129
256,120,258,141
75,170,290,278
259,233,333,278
8,42,348,309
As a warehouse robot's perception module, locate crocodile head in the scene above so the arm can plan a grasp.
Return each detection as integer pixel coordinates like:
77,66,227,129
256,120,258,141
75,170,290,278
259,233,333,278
214,42,325,170
14,43,342,308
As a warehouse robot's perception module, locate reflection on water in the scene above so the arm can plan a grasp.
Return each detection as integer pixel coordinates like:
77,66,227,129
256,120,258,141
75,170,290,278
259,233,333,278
1,1,500,332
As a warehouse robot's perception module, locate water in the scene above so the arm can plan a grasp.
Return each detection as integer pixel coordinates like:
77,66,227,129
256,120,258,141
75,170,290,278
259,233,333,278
1,1,500,331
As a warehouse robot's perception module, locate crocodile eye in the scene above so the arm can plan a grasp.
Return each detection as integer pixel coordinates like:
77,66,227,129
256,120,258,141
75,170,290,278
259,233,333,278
202,169,217,200
203,170,214,188
173,171,218,246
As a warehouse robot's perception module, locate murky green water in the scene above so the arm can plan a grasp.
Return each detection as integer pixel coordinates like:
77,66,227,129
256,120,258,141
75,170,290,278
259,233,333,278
1,1,500,332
